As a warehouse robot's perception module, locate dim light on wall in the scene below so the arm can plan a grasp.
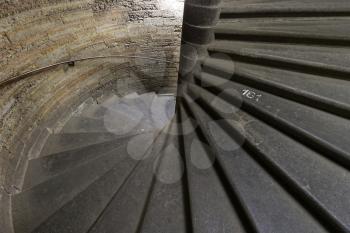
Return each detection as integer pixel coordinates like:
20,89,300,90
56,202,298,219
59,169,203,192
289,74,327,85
159,0,184,17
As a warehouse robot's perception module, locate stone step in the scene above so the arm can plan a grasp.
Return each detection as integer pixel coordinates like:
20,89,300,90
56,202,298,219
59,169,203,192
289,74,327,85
183,92,331,233
12,144,130,233
39,132,122,157
179,104,246,233
196,71,350,167
80,104,108,119
137,121,187,233
87,131,163,233
100,94,120,109
75,92,160,134
72,98,95,118
123,92,139,99
22,134,137,190
150,94,176,130
31,147,138,233
60,117,108,133
186,83,350,232
102,93,159,136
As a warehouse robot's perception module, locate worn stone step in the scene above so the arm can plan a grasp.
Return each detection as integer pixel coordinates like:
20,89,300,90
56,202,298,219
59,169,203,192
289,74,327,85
179,104,246,233
79,104,108,119
31,146,138,233
39,132,122,157
182,92,337,233
137,123,187,233
22,134,137,190
150,94,176,130
186,83,350,232
196,72,350,167
88,133,161,233
12,144,130,233
202,57,350,118
60,117,108,133
220,0,350,15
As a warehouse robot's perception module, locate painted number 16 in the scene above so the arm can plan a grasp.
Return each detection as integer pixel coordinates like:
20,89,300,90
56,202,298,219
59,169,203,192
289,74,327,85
242,89,262,102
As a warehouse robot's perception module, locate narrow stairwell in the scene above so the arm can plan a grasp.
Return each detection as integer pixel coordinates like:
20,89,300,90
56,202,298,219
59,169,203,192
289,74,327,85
11,92,180,233
2,0,350,232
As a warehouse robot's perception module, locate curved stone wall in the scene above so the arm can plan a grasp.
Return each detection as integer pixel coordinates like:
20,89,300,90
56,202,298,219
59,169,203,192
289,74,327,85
0,0,183,211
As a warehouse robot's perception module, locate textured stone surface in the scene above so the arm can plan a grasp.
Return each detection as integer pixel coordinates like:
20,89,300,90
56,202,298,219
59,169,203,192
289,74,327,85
0,0,183,197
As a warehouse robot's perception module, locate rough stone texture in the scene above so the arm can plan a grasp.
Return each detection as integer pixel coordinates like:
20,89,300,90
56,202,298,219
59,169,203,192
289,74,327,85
0,0,183,204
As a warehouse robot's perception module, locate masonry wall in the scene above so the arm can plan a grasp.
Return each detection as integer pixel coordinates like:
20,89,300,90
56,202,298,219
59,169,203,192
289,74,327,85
0,0,183,209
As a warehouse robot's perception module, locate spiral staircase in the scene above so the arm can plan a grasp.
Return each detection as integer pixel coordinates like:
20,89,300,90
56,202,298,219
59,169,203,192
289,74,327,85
11,92,181,233
2,0,350,232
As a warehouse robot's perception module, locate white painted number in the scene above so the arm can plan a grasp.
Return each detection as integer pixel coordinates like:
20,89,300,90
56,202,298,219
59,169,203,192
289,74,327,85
242,89,262,102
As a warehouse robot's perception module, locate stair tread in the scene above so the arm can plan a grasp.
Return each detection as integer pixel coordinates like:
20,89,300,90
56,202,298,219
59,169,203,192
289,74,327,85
74,92,172,135
72,98,95,118
123,92,139,99
137,123,187,233
150,94,176,130
196,73,350,165
220,0,350,14
12,144,130,233
208,39,350,74
139,92,157,110
88,137,159,233
202,57,350,115
23,133,138,190
39,132,122,157
100,94,120,109
32,148,137,233
215,17,350,41
103,107,153,135
179,104,247,233
80,104,108,119
183,93,333,232
60,116,107,133
187,83,350,230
